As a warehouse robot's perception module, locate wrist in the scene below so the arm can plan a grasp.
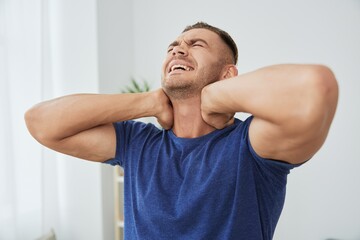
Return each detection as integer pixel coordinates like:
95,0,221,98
201,84,217,114
148,89,169,118
148,88,173,129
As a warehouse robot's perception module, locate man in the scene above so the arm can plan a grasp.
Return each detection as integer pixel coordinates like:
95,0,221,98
25,22,338,239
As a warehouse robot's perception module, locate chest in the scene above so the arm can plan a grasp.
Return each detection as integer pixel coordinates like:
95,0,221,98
124,138,255,216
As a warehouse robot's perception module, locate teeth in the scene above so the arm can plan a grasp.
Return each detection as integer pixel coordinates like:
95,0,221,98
171,64,192,72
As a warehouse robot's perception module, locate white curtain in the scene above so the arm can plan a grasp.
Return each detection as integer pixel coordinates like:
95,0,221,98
1,0,110,239
0,0,45,239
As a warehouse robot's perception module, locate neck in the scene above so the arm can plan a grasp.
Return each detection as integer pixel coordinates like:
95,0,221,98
170,96,216,138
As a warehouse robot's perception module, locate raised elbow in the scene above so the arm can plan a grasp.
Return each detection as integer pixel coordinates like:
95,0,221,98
310,65,338,110
24,105,50,144
25,106,39,138
299,65,338,131
312,65,338,92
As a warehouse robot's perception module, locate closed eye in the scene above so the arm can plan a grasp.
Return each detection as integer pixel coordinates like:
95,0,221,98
167,40,178,53
192,43,203,47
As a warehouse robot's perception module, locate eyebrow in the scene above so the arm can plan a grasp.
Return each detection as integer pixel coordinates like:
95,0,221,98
167,38,209,49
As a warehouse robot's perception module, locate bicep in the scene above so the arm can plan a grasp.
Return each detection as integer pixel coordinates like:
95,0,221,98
46,123,117,162
249,117,329,164
249,69,338,164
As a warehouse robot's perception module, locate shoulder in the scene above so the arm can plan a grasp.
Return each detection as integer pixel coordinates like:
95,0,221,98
113,120,163,148
114,119,161,135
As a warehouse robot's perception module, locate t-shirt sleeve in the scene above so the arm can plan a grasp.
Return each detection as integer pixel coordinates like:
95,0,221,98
102,121,127,166
103,120,155,167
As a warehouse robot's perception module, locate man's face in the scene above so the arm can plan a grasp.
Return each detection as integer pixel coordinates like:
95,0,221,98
161,28,229,99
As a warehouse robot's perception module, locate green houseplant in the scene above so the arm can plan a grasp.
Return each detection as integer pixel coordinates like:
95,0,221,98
121,78,150,93
121,78,157,126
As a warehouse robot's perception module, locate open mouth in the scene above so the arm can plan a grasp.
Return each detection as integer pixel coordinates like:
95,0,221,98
169,64,194,73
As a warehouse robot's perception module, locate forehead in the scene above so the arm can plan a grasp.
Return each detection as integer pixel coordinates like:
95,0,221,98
174,28,224,46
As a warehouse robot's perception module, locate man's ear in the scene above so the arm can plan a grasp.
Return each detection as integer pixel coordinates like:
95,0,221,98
221,65,238,80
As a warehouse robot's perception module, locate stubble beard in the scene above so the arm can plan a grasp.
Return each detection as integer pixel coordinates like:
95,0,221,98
162,68,222,100
162,78,200,100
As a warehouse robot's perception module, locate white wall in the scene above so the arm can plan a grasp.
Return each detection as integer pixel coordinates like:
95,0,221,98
132,0,360,239
97,0,134,94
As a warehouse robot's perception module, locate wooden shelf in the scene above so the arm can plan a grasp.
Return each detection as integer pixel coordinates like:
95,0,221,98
114,166,124,239
117,176,124,183
117,220,124,228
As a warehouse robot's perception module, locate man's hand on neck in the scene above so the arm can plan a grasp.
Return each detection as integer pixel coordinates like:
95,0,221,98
201,85,235,130
153,89,174,130
163,92,217,138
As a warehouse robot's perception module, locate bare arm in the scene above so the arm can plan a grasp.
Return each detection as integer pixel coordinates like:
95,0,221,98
25,89,173,162
201,64,338,164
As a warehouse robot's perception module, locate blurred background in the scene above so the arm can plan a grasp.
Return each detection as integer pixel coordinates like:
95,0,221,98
1,0,359,239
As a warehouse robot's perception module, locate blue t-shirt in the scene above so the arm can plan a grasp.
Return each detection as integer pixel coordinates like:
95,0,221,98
105,116,298,240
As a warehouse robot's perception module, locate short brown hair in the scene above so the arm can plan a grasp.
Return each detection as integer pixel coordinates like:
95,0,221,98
182,22,238,65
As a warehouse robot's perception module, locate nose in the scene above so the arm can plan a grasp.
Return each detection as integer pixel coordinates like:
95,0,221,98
172,44,188,57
